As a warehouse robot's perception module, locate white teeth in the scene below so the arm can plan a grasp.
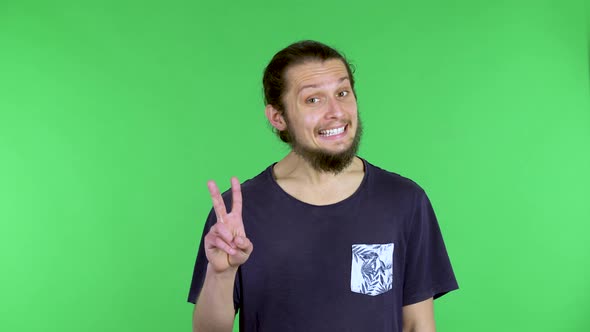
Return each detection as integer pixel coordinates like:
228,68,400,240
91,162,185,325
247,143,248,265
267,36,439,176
319,126,345,137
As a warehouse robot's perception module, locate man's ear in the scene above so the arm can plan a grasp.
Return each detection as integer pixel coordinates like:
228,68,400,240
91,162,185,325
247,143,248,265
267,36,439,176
265,104,287,131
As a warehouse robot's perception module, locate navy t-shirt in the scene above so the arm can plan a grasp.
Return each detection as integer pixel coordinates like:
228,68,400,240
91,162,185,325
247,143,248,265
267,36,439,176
188,159,458,331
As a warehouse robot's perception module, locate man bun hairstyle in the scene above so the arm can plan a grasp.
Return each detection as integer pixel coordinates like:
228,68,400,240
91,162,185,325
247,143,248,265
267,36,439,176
262,40,356,143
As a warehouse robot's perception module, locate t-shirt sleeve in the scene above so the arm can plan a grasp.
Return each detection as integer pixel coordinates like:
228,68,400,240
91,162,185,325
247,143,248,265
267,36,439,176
402,189,459,306
186,209,241,313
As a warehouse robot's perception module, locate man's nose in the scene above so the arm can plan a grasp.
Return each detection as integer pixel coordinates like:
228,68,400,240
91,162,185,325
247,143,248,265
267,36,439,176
324,96,344,119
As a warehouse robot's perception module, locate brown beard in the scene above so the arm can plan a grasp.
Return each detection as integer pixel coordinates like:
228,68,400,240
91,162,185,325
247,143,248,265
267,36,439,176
282,115,363,174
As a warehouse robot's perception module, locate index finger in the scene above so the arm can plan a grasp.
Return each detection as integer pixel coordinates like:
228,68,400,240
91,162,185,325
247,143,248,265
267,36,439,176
207,180,227,223
230,177,242,215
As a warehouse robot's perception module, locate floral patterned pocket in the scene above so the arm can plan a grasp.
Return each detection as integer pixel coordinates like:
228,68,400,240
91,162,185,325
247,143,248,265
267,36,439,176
351,243,394,296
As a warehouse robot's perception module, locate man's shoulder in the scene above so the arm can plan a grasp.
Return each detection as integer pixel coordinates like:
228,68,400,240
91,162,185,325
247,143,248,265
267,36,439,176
240,164,274,190
230,164,279,204
218,164,274,202
364,160,426,196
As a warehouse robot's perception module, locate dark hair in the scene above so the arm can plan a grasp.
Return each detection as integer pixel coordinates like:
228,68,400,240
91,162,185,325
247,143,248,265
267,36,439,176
262,40,356,142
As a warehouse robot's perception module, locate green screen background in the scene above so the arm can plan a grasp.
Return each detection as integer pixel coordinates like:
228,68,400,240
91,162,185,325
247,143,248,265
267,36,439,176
1,1,589,331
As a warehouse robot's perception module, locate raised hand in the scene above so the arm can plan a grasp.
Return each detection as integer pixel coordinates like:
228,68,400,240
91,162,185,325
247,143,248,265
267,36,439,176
204,177,253,274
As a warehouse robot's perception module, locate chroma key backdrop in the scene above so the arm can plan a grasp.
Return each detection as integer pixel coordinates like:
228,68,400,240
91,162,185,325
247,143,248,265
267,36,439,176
0,1,588,331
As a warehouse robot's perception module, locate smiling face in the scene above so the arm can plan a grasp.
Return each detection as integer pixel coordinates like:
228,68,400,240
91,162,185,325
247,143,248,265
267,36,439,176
271,59,362,173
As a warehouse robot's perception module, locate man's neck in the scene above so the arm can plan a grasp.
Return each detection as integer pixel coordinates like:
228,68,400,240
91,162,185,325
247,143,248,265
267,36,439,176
272,152,365,206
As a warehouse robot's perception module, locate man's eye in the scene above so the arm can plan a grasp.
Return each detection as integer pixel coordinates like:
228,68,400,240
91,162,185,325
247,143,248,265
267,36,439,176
338,90,349,97
306,97,320,104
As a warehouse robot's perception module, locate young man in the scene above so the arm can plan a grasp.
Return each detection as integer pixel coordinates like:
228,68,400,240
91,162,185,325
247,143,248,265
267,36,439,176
188,40,458,332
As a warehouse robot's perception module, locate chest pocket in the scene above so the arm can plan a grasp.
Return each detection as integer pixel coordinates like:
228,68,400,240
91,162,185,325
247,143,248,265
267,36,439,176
350,243,394,296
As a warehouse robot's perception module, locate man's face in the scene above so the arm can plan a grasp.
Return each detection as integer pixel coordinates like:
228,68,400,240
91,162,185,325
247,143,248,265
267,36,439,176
280,59,362,173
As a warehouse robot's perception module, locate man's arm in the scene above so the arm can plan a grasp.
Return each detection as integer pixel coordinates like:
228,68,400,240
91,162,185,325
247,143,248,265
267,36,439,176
193,178,253,332
402,297,435,332
192,265,238,332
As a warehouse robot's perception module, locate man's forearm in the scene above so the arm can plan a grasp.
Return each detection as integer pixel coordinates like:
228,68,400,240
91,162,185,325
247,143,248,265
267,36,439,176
402,298,435,332
193,264,238,332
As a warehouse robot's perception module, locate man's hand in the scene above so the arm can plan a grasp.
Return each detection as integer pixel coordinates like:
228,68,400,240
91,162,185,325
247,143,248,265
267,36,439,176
204,177,253,273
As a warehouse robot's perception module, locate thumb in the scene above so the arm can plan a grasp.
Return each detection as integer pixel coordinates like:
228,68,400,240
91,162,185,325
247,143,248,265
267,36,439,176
234,236,253,256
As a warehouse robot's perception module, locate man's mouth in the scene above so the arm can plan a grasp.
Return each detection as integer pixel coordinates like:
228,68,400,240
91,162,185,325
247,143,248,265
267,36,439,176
318,125,347,137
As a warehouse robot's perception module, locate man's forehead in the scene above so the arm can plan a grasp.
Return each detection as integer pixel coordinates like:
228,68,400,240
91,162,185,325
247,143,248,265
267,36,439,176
285,59,349,92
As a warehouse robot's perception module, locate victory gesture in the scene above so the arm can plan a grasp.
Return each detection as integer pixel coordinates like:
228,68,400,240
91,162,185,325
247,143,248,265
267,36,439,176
204,177,253,274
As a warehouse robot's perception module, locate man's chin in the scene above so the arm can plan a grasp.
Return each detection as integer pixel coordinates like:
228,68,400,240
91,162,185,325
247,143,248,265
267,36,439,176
291,144,358,174
285,116,363,174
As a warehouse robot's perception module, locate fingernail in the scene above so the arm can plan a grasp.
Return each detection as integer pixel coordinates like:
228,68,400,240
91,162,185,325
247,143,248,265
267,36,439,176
235,236,244,245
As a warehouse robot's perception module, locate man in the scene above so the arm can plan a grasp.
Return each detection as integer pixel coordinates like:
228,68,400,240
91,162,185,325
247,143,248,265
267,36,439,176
188,40,458,332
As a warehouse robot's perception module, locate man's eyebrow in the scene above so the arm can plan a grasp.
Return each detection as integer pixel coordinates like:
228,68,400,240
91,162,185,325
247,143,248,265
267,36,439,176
298,77,350,93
